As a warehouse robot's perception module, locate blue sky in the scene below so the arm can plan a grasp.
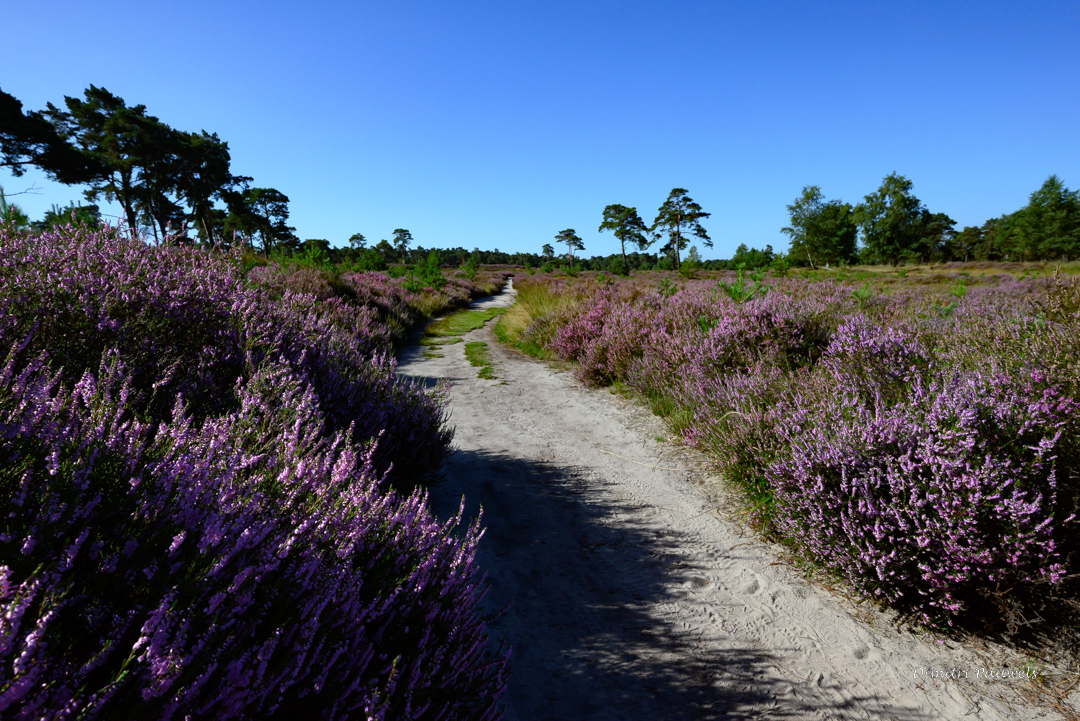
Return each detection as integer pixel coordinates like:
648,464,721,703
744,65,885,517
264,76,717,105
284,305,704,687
2,1,1077,259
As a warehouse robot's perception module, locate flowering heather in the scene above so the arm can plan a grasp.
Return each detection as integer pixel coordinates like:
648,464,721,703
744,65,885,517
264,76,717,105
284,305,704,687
0,221,509,718
0,351,507,719
248,261,508,347
507,270,1080,628
0,223,455,482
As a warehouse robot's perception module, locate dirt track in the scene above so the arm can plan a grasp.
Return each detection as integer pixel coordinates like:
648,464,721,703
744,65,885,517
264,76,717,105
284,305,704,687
396,281,1049,721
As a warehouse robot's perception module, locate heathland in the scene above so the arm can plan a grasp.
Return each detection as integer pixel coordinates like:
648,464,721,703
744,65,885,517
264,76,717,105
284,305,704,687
0,220,511,719
497,264,1080,641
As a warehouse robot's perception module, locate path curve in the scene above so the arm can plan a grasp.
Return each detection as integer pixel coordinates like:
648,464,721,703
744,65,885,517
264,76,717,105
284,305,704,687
397,280,1044,721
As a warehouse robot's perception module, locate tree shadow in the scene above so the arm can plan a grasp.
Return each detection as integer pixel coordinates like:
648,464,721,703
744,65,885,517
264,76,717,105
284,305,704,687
427,448,936,721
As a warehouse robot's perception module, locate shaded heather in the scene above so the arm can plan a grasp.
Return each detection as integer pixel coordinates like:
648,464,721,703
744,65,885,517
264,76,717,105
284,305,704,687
0,349,506,719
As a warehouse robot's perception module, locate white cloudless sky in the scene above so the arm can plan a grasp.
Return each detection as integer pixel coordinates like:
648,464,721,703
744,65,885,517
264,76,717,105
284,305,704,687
2,0,1078,258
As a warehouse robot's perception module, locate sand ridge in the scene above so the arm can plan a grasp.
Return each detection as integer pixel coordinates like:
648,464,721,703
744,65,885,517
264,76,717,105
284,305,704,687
396,280,1051,721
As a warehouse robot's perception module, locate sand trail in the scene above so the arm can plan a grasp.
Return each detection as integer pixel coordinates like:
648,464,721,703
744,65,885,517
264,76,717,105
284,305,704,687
396,281,1050,721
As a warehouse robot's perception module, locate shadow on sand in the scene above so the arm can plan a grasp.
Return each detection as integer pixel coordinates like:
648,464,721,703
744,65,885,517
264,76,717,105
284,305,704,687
426,448,934,721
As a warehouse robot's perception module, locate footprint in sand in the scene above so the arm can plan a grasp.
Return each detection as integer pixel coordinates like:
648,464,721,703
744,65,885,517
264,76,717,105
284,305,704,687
684,573,710,589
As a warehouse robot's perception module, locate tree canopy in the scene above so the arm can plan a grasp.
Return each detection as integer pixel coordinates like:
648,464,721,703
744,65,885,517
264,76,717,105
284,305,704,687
392,228,413,264
652,188,711,270
1,86,101,184
854,173,927,266
2,85,258,246
599,203,650,273
555,229,584,266
781,185,857,267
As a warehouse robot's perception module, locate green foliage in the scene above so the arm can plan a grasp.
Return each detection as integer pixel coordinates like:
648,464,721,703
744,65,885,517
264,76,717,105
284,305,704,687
679,244,703,278
354,247,387,271
656,277,678,298
423,250,446,287
717,264,769,304
460,249,481,280
1,85,102,184
851,284,875,310
652,188,711,270
769,256,791,277
555,228,584,267
1010,175,1080,261
854,173,925,266
599,203,650,272
464,341,496,378
392,228,413,264
782,185,859,267
229,187,297,255
604,255,628,276
724,243,775,270
425,308,506,338
32,201,102,232
296,239,333,269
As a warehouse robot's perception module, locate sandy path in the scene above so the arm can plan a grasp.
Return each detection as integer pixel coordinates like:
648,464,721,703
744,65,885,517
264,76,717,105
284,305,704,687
396,281,1048,721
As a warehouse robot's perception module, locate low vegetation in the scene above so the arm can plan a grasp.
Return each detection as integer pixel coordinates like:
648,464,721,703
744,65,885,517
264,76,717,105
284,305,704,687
498,267,1080,644
0,220,509,719
465,342,497,379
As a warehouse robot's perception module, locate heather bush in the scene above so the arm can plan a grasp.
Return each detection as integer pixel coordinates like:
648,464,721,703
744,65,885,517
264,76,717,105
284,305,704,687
0,223,455,482
0,350,507,719
769,364,1075,624
507,269,1080,629
248,261,507,349
0,221,509,718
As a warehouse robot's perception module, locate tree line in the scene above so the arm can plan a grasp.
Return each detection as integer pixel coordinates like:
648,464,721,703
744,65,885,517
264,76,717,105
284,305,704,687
775,172,1080,269
6,86,1074,269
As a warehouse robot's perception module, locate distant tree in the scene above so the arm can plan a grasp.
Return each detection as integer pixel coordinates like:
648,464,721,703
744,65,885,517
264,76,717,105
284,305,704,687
129,120,188,242
1014,175,1080,261
240,187,297,255
375,238,396,262
31,201,102,232
348,232,367,250
952,226,983,263
1,86,101,184
854,173,926,266
727,243,775,270
555,228,584,267
652,188,711,271
912,210,957,263
599,204,651,272
392,228,413,264
781,185,857,267
541,243,554,258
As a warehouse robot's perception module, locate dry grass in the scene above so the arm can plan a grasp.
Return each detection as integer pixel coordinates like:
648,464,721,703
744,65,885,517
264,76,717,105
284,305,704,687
495,279,583,349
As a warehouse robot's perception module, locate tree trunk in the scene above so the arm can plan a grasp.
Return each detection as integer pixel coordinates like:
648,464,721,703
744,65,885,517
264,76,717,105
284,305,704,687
201,212,214,247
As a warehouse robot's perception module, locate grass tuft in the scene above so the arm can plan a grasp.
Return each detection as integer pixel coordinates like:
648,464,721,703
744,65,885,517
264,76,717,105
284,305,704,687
464,341,496,379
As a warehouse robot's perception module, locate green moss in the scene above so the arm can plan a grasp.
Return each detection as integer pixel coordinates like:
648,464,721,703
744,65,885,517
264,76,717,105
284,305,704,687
419,336,463,347
425,308,506,338
464,341,496,379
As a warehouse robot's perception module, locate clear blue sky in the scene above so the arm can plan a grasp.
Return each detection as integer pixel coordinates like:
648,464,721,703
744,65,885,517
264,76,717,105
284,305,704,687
3,1,1077,259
